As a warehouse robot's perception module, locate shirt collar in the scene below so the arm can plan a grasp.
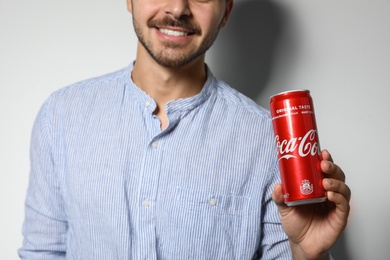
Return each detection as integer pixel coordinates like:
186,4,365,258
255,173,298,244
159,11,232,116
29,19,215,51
125,61,216,113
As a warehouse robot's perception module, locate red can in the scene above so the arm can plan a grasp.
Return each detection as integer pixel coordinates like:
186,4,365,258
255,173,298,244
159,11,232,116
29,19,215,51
270,90,326,206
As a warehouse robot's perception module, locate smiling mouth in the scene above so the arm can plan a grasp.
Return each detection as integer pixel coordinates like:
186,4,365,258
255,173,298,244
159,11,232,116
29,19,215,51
159,28,190,37
149,17,201,37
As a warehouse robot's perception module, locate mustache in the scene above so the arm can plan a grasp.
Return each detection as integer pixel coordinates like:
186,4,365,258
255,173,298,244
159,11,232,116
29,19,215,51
148,17,202,35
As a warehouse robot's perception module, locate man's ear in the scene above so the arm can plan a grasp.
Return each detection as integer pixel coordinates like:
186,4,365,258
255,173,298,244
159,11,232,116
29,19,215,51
126,0,132,13
220,0,234,28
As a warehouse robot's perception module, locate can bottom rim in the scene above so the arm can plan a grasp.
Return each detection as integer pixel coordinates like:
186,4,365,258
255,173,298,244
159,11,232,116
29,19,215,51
286,197,327,207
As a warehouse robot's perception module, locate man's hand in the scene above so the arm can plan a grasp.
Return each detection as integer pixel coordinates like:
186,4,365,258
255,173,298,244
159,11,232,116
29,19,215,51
272,149,351,260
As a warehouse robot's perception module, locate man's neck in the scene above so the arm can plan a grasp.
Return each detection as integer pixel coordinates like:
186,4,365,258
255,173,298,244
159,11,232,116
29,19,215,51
132,58,206,106
131,46,207,129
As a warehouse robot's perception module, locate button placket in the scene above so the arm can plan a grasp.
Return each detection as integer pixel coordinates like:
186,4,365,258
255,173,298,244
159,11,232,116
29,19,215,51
137,136,162,259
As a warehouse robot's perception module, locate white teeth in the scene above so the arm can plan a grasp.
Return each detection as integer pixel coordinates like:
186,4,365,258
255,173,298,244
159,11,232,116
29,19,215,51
159,28,188,36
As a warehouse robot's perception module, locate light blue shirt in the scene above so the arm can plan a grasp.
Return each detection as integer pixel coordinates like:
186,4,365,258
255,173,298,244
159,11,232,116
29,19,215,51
19,63,291,259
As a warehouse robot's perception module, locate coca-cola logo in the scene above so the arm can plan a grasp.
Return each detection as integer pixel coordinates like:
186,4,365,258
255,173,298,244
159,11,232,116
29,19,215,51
275,129,320,161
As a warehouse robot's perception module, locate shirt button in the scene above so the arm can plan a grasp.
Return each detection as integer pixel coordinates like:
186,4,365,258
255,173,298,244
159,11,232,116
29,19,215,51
209,198,218,206
142,199,151,207
151,141,158,149
145,100,151,107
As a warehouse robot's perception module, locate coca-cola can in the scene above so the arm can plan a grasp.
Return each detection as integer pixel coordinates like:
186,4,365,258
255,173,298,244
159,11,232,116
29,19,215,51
270,89,327,206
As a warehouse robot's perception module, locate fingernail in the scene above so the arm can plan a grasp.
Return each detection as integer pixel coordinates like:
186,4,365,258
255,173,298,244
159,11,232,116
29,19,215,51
324,178,332,186
325,161,332,169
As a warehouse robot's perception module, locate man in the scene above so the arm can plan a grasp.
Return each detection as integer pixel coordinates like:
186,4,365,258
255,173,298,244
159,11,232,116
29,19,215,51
19,0,351,259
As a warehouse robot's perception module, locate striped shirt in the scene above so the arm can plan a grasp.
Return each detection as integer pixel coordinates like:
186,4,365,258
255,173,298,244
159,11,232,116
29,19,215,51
19,63,291,259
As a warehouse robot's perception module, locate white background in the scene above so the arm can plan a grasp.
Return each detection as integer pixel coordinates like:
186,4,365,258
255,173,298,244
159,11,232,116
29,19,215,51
1,0,389,259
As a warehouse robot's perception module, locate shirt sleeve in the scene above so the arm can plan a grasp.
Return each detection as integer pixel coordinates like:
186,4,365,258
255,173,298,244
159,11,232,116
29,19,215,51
19,97,68,259
258,163,292,259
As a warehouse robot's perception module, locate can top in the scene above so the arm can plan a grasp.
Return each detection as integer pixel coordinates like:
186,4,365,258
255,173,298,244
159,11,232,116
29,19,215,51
270,89,310,100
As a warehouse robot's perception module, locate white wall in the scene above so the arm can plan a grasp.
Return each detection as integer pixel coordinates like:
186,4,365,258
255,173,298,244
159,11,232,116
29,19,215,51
1,0,389,259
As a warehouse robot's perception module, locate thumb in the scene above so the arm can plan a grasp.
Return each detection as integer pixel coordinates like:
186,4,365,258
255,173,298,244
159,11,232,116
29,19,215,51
272,184,289,210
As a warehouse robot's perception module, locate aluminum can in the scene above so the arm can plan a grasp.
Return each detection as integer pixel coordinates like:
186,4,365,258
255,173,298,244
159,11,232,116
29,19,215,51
269,90,326,206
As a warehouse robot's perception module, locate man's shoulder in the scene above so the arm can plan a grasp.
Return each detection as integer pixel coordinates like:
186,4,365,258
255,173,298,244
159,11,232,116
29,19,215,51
213,79,271,121
45,66,130,108
56,66,129,97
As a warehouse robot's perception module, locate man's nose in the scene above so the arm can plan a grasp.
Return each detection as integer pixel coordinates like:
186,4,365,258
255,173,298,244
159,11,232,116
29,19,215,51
163,0,191,19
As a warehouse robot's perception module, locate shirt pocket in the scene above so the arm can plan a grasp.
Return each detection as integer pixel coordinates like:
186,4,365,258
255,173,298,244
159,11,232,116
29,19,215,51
158,186,250,260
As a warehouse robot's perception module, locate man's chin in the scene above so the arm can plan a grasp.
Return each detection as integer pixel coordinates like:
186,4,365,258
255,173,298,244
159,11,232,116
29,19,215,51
152,54,196,69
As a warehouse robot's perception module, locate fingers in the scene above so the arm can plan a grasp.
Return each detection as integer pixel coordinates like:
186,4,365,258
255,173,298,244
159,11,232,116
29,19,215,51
321,149,351,210
321,150,346,182
321,160,346,182
323,178,351,202
323,179,351,230
321,149,351,203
